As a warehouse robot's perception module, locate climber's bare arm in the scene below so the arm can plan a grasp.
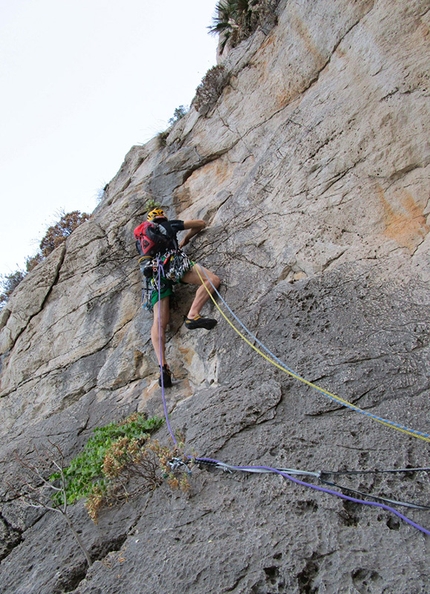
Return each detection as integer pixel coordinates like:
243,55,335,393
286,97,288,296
179,219,206,248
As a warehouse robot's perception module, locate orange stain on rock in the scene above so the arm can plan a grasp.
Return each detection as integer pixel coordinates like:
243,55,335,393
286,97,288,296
175,158,234,211
377,185,429,251
178,345,194,366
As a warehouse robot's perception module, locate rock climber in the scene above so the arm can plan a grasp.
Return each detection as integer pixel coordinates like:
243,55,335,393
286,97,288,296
136,208,220,388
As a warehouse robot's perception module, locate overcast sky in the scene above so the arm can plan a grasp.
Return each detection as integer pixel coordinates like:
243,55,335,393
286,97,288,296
0,0,218,276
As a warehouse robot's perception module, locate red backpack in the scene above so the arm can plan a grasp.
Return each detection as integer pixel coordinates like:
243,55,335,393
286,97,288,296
134,221,173,258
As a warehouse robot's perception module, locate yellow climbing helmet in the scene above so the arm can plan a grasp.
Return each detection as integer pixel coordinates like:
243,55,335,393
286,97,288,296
147,208,167,222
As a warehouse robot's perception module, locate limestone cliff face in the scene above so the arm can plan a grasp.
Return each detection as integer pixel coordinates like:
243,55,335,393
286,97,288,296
1,1,429,592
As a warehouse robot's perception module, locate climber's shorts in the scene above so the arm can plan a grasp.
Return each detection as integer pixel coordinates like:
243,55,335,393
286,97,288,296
150,279,174,307
149,251,194,307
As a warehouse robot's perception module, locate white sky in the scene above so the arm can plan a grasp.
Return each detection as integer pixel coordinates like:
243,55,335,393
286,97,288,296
0,0,218,276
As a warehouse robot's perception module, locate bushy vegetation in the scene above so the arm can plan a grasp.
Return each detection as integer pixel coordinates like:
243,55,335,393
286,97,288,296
86,435,191,523
168,105,188,126
158,105,189,146
144,198,162,212
0,210,89,307
193,65,228,114
38,210,90,259
209,0,280,53
14,412,191,547
11,414,168,565
193,0,280,114
50,413,164,507
47,412,191,523
0,270,26,308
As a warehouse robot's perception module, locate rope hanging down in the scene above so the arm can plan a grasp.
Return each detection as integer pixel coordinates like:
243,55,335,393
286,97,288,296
152,260,430,537
156,260,178,446
194,265,430,444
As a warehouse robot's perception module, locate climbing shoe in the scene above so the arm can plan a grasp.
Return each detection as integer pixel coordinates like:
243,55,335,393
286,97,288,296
184,315,217,330
158,364,172,388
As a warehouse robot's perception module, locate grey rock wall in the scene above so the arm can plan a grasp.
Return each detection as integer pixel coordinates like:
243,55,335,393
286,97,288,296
1,0,429,592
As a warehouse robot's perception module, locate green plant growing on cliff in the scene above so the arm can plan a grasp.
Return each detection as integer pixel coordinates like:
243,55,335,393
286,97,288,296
144,198,162,212
25,252,44,273
9,414,166,566
85,437,191,523
208,0,280,53
50,413,164,507
157,104,189,147
209,0,243,52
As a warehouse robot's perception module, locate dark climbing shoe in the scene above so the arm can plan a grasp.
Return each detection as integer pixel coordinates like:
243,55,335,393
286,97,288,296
184,315,217,330
158,364,172,388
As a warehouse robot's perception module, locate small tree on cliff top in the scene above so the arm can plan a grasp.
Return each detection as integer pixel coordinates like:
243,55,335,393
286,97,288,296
0,210,90,307
0,270,26,308
39,210,90,258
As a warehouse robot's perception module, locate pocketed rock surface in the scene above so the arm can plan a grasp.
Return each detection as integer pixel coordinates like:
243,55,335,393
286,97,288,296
1,1,429,592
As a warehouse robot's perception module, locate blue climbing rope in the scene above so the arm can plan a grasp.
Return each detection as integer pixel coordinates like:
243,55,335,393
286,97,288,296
156,258,177,446
194,456,430,536
194,264,430,443
151,261,430,537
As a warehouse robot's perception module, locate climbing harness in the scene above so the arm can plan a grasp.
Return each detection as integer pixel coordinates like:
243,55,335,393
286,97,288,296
194,265,430,444
140,249,193,312
162,249,193,282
